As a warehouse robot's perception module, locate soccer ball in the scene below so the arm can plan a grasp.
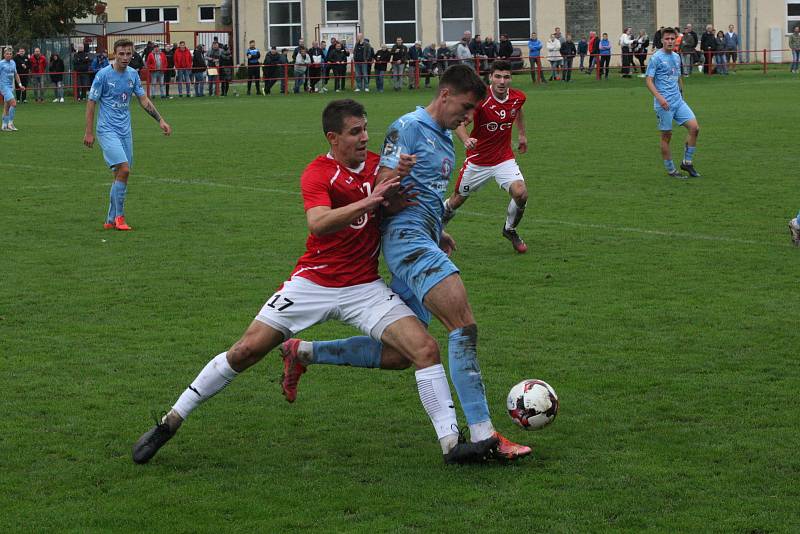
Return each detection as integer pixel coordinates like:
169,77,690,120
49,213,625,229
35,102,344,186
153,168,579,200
507,379,559,430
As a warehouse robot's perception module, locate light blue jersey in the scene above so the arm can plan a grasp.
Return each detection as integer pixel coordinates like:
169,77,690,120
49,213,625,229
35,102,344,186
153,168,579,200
379,106,460,320
646,50,684,109
380,106,455,239
88,65,145,137
0,59,16,101
0,59,15,90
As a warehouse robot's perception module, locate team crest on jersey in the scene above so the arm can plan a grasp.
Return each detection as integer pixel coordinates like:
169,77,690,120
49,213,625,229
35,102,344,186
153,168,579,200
128,79,134,88
441,158,453,178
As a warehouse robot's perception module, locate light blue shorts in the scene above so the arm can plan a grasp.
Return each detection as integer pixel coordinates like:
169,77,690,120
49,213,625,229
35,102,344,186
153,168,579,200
656,101,696,131
97,132,133,169
1,86,14,102
382,223,459,326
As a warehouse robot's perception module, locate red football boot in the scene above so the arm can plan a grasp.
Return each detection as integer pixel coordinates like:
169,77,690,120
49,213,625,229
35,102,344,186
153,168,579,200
492,431,533,460
114,216,132,231
280,338,307,403
103,222,115,229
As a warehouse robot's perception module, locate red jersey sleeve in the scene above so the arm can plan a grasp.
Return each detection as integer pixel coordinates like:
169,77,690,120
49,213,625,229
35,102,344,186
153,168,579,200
300,160,334,211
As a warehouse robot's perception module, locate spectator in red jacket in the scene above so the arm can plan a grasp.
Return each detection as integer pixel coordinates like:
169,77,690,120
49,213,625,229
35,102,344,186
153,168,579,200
587,31,597,72
29,47,47,103
146,44,168,98
173,41,193,97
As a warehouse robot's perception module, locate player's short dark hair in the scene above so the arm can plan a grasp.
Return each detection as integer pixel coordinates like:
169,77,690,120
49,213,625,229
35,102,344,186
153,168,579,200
113,38,134,52
490,60,513,74
322,99,366,135
439,64,486,99
662,27,677,36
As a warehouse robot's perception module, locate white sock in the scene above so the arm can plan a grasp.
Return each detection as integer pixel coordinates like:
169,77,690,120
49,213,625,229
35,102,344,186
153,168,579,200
469,420,495,442
297,340,313,365
505,198,526,230
172,352,238,419
415,364,459,453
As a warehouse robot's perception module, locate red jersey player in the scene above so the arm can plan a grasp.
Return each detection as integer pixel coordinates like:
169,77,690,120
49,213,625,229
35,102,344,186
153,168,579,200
442,60,530,253
132,100,498,465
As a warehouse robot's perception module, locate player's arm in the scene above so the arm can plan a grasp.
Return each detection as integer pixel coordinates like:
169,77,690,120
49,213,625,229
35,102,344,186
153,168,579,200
645,76,669,110
454,123,477,150
83,100,96,147
306,175,401,236
137,94,172,136
514,108,527,154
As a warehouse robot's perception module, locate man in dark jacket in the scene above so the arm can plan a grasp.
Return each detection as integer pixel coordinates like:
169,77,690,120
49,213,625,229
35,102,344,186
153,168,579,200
13,48,30,103
73,43,92,100
352,33,373,92
373,43,391,92
680,24,698,76
263,46,283,94
436,42,454,76
700,25,716,74
389,37,407,91
560,34,577,81
498,34,514,60
192,44,206,96
164,44,176,98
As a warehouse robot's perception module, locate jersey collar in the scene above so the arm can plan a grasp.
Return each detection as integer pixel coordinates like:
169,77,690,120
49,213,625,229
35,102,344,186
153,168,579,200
326,152,366,174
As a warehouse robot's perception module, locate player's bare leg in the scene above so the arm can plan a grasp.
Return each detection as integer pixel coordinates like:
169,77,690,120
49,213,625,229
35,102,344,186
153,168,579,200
679,119,701,177
502,180,528,254
424,273,532,460
660,130,683,177
106,163,133,230
132,320,284,464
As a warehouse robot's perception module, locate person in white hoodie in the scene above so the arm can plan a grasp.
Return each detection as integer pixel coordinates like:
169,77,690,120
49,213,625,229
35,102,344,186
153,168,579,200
546,34,562,80
619,27,634,77
293,45,311,93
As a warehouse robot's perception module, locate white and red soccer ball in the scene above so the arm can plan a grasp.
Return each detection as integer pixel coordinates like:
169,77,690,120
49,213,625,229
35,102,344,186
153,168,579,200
507,379,559,430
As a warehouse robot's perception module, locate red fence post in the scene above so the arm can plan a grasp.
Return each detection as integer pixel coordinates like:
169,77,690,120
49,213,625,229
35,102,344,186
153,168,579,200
351,60,356,90
762,49,767,74
596,54,601,80
72,70,78,101
284,63,289,95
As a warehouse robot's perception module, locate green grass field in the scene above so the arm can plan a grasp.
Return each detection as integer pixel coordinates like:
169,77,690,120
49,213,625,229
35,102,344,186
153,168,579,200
2,69,799,532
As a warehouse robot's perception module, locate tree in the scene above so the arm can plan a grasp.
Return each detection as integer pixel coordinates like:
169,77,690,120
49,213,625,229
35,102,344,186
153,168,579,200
0,0,96,45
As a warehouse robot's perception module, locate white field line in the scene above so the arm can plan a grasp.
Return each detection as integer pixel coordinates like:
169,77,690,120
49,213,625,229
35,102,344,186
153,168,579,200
3,162,779,246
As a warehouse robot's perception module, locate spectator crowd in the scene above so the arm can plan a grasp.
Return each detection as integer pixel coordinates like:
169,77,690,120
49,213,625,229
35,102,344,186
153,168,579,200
3,24,799,103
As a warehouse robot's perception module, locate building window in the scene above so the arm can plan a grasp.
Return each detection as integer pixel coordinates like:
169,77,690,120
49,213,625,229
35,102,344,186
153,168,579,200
441,0,473,43
497,0,530,41
268,0,302,48
623,0,656,36
126,7,179,23
679,0,712,30
199,6,215,23
383,0,416,44
326,0,358,23
788,2,800,33
565,0,598,40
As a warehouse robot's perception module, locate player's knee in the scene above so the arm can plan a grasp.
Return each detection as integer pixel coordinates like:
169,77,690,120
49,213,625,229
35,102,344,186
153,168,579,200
115,166,130,181
227,339,266,370
512,187,528,206
690,123,700,136
416,336,441,367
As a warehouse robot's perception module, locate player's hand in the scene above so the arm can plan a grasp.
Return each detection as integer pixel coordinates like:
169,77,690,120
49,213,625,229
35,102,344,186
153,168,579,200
160,119,172,136
83,133,94,148
18,85,25,91
517,135,528,154
395,153,416,178
463,137,478,150
366,175,401,209
658,96,669,110
439,231,457,256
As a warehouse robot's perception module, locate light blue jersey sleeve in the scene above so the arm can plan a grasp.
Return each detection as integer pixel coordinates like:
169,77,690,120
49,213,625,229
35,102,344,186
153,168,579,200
88,68,105,101
131,70,145,98
379,115,418,169
645,53,659,78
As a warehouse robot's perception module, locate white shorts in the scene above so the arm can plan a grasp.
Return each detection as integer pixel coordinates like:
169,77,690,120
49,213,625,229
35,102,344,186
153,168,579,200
255,276,415,341
455,159,525,197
